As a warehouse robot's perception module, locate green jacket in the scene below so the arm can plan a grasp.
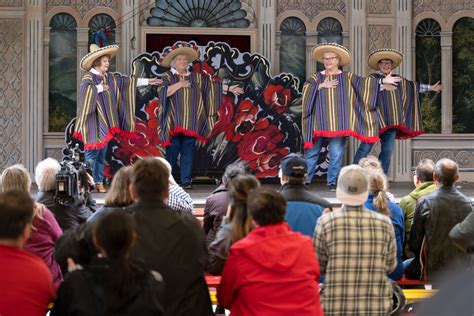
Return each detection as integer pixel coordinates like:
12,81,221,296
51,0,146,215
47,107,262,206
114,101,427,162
399,181,437,257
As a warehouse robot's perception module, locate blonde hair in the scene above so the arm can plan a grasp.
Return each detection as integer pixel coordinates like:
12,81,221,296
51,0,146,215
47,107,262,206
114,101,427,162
358,155,384,176
368,169,391,216
105,166,134,207
1,164,31,193
154,157,177,185
1,164,44,220
35,158,61,192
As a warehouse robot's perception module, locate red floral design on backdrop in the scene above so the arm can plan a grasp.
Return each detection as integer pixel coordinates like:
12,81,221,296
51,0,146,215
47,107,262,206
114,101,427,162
247,147,290,177
262,84,292,114
237,125,284,161
192,61,216,78
225,99,270,142
211,95,235,137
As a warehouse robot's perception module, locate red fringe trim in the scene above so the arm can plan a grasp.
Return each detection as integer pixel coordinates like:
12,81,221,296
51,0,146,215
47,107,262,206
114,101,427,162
380,125,425,140
160,126,208,147
304,130,380,149
73,127,137,150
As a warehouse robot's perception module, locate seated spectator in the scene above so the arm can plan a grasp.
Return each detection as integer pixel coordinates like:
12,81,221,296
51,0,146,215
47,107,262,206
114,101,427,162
0,191,55,316
314,165,397,315
207,174,260,275
128,158,213,316
35,158,95,231
0,164,63,289
406,158,472,280
155,157,194,214
218,187,324,316
87,166,134,222
449,208,474,254
51,211,164,315
358,155,396,201
55,166,133,275
278,153,331,237
399,158,437,258
363,167,405,280
204,162,248,248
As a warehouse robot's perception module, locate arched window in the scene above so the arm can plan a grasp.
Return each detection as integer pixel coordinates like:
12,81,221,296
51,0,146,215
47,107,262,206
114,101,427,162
415,19,441,133
316,18,343,71
88,14,116,71
452,17,474,133
280,17,306,89
49,13,77,132
147,0,251,28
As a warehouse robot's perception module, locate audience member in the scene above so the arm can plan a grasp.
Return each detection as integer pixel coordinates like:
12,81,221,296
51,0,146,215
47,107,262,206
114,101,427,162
406,158,472,280
87,166,134,222
51,211,164,315
0,164,63,289
314,165,397,315
218,188,324,316
399,158,437,258
128,158,213,316
207,174,259,275
155,157,194,214
35,158,95,231
363,167,405,280
203,162,248,248
278,153,331,237
55,166,133,274
358,155,395,201
449,208,474,254
0,191,55,316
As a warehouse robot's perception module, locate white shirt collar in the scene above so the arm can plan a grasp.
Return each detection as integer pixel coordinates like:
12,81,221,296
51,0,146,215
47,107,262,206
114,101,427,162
90,68,104,76
171,67,190,76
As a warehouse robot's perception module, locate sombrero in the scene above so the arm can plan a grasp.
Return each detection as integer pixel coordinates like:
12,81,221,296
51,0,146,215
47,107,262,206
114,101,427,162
160,42,199,68
368,48,403,70
312,43,351,67
80,44,119,71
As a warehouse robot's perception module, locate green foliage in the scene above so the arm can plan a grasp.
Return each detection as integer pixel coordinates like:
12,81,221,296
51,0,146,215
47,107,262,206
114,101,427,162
49,91,76,132
416,36,441,133
453,18,474,133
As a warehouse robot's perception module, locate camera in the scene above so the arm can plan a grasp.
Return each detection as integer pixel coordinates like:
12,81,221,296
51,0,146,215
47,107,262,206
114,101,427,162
55,144,92,206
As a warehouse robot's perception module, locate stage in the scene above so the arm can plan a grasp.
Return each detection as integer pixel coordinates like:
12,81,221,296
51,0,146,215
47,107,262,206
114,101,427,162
87,181,474,208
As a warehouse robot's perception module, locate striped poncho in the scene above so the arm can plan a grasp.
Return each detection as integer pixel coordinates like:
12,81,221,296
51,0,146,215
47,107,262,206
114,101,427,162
74,72,137,150
157,71,222,147
371,73,424,139
302,71,380,148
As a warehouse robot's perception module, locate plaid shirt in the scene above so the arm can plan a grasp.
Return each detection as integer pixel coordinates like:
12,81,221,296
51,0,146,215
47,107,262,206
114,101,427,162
168,185,194,214
314,206,397,315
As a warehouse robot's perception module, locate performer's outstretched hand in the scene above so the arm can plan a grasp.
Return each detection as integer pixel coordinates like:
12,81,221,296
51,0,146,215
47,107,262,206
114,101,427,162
383,72,401,86
430,81,442,93
318,77,339,90
179,75,191,88
149,78,163,85
228,85,244,95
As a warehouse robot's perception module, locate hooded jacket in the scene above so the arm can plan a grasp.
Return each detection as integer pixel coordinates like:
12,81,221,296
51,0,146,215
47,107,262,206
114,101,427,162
217,222,324,316
399,182,437,237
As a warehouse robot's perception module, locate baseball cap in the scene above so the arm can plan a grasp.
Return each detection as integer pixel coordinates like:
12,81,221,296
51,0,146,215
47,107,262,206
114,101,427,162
280,153,307,177
336,165,369,206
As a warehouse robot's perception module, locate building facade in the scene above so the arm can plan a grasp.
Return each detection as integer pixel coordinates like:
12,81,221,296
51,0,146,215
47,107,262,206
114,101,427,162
0,0,473,181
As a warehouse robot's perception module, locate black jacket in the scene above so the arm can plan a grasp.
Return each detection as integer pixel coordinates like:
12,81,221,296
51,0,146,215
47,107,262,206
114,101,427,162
407,186,472,279
449,207,474,253
128,199,213,316
51,257,164,316
36,190,95,231
279,183,332,211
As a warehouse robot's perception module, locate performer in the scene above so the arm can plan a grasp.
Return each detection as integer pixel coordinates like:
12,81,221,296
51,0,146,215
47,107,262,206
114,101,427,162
302,43,400,191
157,43,243,189
74,44,161,193
353,48,442,174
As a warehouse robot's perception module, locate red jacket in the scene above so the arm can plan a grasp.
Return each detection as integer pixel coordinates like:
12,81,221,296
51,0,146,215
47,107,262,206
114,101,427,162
217,222,324,316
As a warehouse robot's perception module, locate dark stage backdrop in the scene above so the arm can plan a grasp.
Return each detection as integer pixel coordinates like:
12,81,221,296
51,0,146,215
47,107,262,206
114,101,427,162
68,41,329,181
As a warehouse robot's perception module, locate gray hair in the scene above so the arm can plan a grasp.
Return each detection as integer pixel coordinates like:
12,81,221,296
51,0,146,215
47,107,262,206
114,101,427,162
35,158,61,192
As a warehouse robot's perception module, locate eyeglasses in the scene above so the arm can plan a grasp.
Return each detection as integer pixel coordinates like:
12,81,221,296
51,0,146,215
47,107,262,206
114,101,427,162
412,170,417,176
